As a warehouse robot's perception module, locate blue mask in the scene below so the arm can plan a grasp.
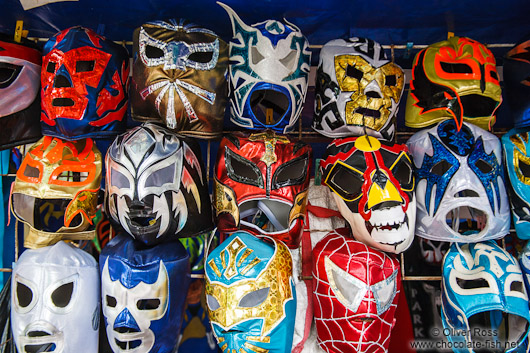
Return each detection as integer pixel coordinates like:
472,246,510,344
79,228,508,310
218,2,311,133
205,231,296,353
100,233,190,353
407,119,510,242
502,128,530,239
442,241,530,352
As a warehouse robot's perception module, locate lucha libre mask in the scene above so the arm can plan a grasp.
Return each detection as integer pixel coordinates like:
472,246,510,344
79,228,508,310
501,128,530,239
12,241,100,353
131,19,228,139
219,2,311,133
320,135,416,254
214,131,312,248
0,37,42,150
205,231,296,353
41,26,130,140
313,37,405,141
419,238,450,265
405,36,502,131
100,233,190,353
407,119,510,242
312,229,401,353
11,136,102,248
442,241,530,352
504,39,530,128
106,123,213,245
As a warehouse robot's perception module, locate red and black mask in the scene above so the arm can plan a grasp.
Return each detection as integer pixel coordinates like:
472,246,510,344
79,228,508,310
214,131,312,248
41,27,130,140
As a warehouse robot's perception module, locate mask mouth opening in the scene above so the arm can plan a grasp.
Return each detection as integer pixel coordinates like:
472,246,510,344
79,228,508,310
466,311,528,352
460,94,499,118
24,343,57,353
115,338,142,350
250,89,290,126
52,97,75,107
445,206,487,235
239,199,294,234
12,193,82,232
354,106,382,120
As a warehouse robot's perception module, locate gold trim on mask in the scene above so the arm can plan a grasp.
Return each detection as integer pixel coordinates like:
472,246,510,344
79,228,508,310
249,131,290,167
24,228,96,249
205,238,293,335
289,190,308,225
512,133,530,185
214,178,240,226
64,189,99,227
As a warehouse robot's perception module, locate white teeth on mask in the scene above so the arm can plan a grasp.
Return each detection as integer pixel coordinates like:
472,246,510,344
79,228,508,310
369,208,406,228
369,208,409,244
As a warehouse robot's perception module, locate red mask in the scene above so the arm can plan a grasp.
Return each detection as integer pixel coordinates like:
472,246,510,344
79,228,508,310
313,228,401,353
214,131,312,248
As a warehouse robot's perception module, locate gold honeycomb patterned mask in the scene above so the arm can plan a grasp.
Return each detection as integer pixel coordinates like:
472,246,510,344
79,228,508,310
313,37,405,141
11,136,102,248
204,231,296,353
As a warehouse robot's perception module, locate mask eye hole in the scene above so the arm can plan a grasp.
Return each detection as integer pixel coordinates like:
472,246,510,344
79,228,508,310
391,157,413,188
206,294,220,311
46,62,56,73
519,159,530,178
431,160,452,176
188,51,214,64
76,60,95,73
273,155,308,188
0,62,21,88
510,280,525,293
238,287,270,308
16,282,33,308
56,171,89,182
474,159,493,174
145,45,165,59
51,282,74,308
106,295,117,308
385,74,397,86
145,163,176,188
327,164,363,201
346,64,364,81
23,164,41,179
279,50,298,71
111,169,131,189
456,277,490,290
251,46,265,65
225,147,264,188
136,299,160,310
440,62,473,74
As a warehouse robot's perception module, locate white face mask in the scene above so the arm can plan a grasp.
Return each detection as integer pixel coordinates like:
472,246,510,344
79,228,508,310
11,241,100,353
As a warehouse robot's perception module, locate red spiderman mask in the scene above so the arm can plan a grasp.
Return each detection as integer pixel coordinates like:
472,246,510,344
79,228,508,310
214,131,312,248
313,228,401,353
41,26,130,140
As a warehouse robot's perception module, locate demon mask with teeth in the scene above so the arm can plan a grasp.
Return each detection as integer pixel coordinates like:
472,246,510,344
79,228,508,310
442,241,530,351
214,131,312,249
405,36,501,131
12,241,100,353
106,123,213,245
313,37,405,141
41,26,130,140
218,2,311,133
100,233,190,353
205,231,296,353
502,128,530,239
312,229,401,353
0,36,42,150
11,136,102,249
131,19,228,139
321,136,416,254
407,119,510,243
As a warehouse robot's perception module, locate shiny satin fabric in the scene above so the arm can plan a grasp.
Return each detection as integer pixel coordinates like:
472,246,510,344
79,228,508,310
313,37,405,141
205,231,296,353
11,136,102,248
41,26,130,140
106,123,214,245
11,241,100,353
214,131,312,248
442,241,530,352
320,135,416,254
131,19,228,139
312,229,401,353
407,119,510,243
0,37,42,150
100,233,191,353
405,36,501,131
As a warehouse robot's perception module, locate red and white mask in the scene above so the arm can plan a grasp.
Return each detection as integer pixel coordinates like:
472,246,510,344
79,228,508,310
312,229,401,353
214,131,312,248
